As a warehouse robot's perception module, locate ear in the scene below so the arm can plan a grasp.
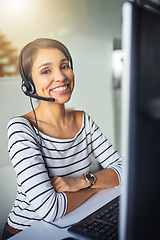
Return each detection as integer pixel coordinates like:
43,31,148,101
21,78,36,95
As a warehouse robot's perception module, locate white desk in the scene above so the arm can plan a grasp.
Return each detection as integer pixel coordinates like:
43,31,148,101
11,187,121,240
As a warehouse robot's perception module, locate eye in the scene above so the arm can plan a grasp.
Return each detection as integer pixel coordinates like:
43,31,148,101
61,64,69,70
41,69,50,74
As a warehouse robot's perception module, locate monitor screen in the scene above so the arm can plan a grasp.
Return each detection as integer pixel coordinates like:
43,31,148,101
120,1,160,240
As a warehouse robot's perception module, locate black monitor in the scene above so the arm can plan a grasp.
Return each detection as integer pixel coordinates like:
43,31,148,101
120,1,160,240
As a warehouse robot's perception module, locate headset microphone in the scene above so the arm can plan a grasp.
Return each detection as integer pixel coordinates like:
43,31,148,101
25,90,55,102
19,39,73,103
20,53,56,102
21,84,55,102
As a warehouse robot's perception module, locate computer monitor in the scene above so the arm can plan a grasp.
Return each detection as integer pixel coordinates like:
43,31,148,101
121,1,160,240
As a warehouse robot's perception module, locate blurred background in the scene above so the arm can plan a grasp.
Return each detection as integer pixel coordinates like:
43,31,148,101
0,0,125,168
1,0,159,236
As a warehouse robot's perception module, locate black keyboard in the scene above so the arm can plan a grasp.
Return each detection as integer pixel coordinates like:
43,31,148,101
68,196,120,240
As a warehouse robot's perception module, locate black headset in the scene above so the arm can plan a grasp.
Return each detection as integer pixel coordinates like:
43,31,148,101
19,40,73,102
18,39,74,176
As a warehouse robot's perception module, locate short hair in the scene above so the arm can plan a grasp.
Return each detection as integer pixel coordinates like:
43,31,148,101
19,38,73,81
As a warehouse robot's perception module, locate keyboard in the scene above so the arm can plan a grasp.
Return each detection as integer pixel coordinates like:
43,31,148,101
68,196,120,240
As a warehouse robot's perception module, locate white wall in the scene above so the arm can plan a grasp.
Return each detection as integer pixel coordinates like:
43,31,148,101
0,0,124,168
0,77,31,167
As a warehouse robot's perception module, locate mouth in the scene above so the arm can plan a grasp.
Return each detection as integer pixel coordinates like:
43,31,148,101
50,84,70,95
52,84,68,92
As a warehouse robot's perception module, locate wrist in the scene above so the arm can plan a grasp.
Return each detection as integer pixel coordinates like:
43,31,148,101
77,176,88,189
83,173,97,189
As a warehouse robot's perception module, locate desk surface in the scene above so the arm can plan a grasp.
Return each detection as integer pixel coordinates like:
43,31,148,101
11,187,121,240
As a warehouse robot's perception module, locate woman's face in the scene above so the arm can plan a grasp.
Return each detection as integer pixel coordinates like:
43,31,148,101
31,48,74,104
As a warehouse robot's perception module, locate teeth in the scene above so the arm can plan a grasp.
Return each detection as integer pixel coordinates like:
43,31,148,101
52,85,68,92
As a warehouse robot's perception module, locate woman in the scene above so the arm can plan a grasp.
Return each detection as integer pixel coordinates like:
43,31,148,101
2,38,122,239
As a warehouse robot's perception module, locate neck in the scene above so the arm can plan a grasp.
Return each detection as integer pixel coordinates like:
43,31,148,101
35,101,67,126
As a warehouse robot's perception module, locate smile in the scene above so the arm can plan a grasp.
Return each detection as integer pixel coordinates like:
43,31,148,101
50,84,71,96
52,84,68,92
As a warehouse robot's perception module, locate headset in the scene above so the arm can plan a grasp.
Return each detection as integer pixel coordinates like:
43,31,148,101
20,59,55,102
19,39,74,175
19,39,73,102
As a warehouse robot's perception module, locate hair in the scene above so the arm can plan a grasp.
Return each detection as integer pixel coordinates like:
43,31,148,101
19,38,73,81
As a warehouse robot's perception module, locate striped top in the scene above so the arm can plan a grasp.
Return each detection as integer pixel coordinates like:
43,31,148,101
7,111,122,230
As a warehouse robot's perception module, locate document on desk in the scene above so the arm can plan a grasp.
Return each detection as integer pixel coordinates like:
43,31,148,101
49,187,121,228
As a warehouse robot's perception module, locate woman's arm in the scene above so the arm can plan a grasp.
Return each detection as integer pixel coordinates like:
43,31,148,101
92,168,120,188
51,168,118,215
51,168,119,193
65,188,101,214
7,117,68,222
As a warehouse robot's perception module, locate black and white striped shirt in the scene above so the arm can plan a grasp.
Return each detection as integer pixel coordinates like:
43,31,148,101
7,111,122,230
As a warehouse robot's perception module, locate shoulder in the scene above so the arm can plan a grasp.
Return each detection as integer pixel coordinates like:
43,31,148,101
67,110,84,127
7,117,39,145
69,110,90,120
68,110,95,128
7,116,35,134
72,110,84,119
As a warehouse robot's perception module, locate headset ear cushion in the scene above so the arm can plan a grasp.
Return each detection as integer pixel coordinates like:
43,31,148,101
21,83,28,93
29,80,36,94
21,79,36,95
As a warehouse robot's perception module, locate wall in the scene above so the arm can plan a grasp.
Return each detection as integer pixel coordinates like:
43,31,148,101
0,0,124,168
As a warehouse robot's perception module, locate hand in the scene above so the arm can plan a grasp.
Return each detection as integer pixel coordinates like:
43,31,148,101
51,176,86,193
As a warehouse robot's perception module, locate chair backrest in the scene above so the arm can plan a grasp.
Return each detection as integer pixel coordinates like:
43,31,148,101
0,166,17,238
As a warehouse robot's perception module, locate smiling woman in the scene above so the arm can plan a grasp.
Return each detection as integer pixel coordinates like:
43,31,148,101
1,38,122,240
31,48,74,102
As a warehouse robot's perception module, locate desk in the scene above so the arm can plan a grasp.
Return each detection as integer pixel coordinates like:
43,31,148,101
11,187,121,240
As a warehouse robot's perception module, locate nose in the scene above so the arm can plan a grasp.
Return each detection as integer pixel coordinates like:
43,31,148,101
53,69,66,82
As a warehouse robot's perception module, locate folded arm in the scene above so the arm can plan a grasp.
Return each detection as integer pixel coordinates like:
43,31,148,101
51,168,119,193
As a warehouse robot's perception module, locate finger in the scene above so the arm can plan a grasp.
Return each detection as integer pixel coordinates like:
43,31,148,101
51,176,62,185
54,184,67,193
52,176,59,182
56,186,64,193
53,178,65,192
56,182,70,193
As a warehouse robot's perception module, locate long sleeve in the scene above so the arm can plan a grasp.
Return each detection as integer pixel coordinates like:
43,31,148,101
85,113,123,184
7,117,67,229
7,112,122,230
